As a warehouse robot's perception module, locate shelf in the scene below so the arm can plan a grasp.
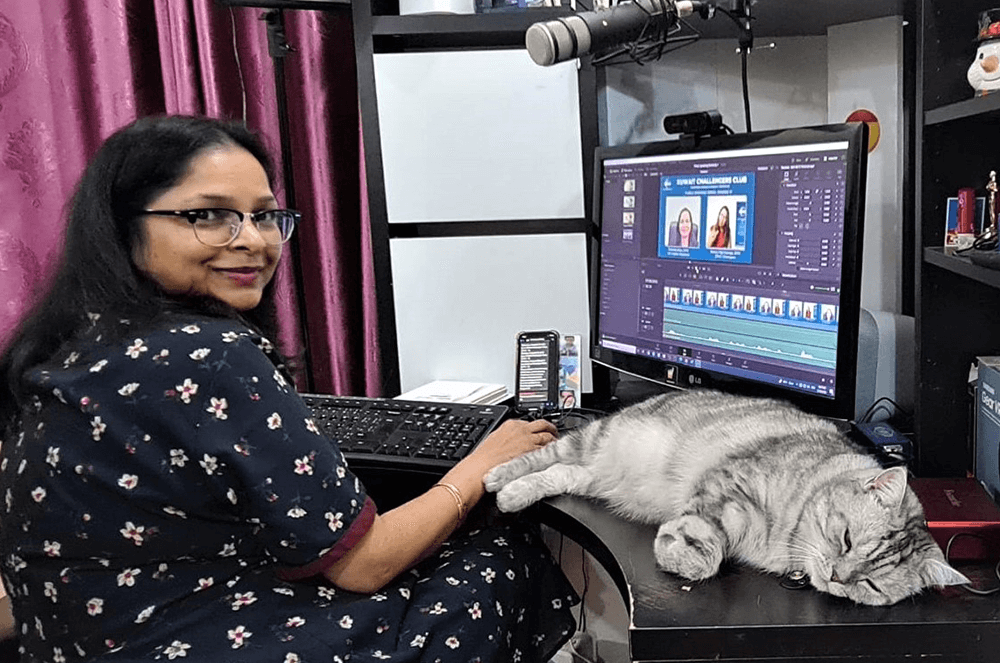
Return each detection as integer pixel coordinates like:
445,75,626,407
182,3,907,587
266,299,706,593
365,2,907,51
925,93,1000,126
371,9,569,50
218,0,349,8
924,247,1000,289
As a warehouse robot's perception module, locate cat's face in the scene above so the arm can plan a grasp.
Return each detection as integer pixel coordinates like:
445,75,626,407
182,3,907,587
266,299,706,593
795,467,968,606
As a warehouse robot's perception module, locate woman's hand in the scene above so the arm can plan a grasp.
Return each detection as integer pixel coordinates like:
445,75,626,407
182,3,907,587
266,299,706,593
324,418,558,593
465,418,558,473
707,224,720,246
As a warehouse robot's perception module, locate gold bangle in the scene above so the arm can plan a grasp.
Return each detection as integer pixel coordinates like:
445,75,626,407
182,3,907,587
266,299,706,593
433,482,466,522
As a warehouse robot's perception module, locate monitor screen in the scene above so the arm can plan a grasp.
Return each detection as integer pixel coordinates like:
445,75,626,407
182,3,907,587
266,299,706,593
591,123,868,420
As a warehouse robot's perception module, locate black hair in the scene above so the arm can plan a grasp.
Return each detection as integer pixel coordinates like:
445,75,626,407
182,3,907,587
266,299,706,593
0,114,281,427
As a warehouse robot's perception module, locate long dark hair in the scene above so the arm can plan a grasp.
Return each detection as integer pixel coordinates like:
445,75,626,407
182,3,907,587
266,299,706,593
717,205,730,228
0,115,280,426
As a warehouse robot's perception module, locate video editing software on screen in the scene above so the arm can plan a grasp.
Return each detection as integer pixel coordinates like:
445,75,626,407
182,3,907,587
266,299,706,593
597,141,851,399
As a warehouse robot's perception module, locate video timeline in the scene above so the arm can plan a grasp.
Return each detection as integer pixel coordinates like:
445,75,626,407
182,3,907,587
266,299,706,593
663,286,838,324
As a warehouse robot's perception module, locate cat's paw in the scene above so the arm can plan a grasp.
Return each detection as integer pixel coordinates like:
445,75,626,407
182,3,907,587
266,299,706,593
494,478,543,513
484,461,518,493
653,515,724,581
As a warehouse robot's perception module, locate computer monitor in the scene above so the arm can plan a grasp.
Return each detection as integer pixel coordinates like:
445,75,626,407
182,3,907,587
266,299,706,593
591,122,868,420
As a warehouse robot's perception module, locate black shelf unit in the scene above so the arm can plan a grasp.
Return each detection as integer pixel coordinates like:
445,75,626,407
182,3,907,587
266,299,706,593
371,8,571,50
924,92,1000,126
924,248,1000,290
352,0,601,396
915,0,1000,476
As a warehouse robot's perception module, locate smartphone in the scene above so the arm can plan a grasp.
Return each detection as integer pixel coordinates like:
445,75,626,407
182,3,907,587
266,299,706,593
515,330,560,414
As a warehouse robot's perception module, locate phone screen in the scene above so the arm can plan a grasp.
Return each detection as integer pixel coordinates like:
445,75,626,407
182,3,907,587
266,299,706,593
515,331,559,413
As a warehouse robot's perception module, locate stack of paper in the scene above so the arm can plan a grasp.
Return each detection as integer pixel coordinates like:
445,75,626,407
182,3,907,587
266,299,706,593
396,380,509,405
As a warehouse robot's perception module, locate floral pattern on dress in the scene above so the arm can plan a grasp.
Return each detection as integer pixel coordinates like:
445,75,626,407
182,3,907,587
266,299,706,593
0,315,578,662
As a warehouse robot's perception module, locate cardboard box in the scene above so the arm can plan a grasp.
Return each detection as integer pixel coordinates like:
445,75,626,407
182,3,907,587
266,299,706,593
975,356,1000,502
911,477,1000,561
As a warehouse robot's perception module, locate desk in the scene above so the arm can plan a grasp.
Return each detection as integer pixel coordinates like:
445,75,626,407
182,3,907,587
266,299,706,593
534,495,1000,662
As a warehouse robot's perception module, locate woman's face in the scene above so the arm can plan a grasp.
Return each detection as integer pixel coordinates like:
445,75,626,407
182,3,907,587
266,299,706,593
679,211,692,235
133,145,281,311
718,207,729,226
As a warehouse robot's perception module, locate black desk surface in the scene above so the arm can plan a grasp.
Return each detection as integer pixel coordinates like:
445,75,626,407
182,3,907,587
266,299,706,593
533,495,1000,663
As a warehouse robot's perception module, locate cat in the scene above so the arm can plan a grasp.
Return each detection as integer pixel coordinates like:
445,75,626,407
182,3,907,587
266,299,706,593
484,389,970,606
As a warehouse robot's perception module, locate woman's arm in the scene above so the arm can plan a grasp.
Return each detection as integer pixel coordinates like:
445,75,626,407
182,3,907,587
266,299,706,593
707,224,719,247
323,418,557,593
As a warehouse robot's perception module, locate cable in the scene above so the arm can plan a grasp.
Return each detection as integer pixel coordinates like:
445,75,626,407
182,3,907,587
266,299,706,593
856,396,911,425
229,7,248,124
591,29,700,67
574,406,608,417
740,47,751,132
564,548,600,663
955,226,999,253
944,533,1000,596
588,1,704,67
565,637,600,663
542,407,603,433
544,409,590,430
851,397,915,468
714,3,754,133
579,549,590,632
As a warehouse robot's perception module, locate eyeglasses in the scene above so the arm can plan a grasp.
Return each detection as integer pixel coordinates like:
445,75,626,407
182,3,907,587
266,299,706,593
141,208,300,247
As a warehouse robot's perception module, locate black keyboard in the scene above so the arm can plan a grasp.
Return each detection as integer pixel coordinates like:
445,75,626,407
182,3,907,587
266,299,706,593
302,394,509,471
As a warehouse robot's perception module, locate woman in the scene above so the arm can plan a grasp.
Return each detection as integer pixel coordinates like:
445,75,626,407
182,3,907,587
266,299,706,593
0,115,577,662
668,207,698,247
708,205,732,248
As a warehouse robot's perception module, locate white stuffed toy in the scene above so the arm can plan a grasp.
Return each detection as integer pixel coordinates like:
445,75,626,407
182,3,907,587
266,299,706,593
970,10,1000,96
969,39,1000,95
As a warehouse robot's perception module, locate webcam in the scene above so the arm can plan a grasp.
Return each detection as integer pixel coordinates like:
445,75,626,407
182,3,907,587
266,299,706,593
663,110,724,138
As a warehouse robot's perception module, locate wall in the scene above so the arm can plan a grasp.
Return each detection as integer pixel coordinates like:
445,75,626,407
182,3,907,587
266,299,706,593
828,16,905,314
601,36,829,145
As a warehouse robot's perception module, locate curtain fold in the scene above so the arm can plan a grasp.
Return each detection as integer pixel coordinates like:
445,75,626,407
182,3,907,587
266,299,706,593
0,1,156,343
0,0,377,394
281,9,379,396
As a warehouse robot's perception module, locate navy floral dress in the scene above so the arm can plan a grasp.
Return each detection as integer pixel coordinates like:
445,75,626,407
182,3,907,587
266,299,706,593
0,314,578,662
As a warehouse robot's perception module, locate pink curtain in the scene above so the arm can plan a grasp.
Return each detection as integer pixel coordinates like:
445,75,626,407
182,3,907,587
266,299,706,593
0,1,378,395
0,2,156,346
281,10,382,396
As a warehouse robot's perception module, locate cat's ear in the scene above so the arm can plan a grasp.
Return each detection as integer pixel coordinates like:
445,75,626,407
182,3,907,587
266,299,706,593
864,466,908,509
921,558,970,587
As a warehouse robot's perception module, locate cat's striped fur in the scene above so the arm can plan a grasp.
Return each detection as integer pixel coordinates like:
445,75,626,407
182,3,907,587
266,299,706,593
484,389,968,605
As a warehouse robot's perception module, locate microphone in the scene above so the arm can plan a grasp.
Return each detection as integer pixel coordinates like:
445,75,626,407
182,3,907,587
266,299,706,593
525,1,703,67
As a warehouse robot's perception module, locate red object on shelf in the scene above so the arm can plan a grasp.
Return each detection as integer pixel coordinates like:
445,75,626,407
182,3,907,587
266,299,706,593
911,477,1000,561
958,188,977,234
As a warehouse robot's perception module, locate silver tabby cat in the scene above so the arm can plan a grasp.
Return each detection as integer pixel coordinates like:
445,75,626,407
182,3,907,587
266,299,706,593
485,389,969,606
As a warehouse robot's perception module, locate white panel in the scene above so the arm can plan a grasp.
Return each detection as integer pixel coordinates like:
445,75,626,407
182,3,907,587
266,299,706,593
374,51,585,223
828,16,904,315
602,37,828,146
390,234,592,395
